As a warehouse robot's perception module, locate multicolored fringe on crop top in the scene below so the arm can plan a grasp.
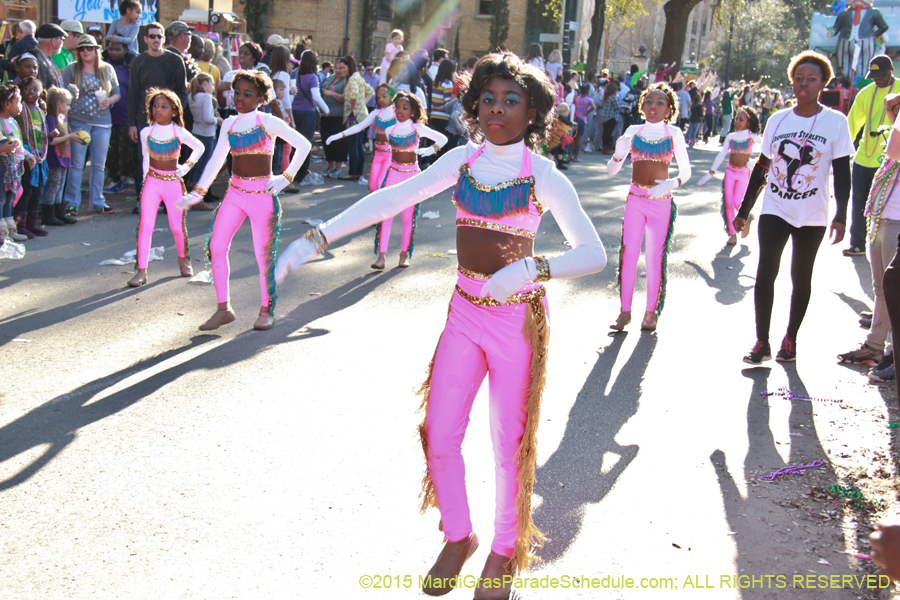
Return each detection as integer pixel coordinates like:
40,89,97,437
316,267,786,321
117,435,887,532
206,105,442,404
374,114,396,133
630,123,674,165
452,145,543,241
228,113,275,156
387,124,419,152
729,136,753,155
147,124,181,161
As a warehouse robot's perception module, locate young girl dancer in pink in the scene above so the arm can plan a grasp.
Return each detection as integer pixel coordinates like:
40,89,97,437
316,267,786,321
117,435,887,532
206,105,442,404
326,83,395,196
696,106,762,244
329,90,446,269
128,89,205,287
607,82,691,332
277,52,606,600
180,71,311,331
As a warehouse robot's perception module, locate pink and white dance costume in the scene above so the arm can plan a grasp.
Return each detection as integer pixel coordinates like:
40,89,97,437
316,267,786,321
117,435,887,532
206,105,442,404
372,119,446,257
333,106,396,193
136,123,204,270
701,130,762,234
607,121,691,315
187,110,310,317
278,139,606,573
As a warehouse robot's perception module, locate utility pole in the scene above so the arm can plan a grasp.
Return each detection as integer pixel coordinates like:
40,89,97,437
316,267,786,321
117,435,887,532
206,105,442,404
724,11,734,83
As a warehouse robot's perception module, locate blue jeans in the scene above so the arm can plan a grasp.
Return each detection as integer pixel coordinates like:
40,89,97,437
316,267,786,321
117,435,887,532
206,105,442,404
187,134,215,183
346,130,366,177
687,121,701,143
293,109,317,181
64,122,112,210
2,189,13,218
273,140,285,175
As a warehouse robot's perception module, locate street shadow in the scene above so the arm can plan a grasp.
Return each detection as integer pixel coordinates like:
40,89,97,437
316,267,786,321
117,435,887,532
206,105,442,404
531,333,656,563
710,366,848,598
685,244,753,305
0,269,404,490
849,255,873,300
833,291,873,317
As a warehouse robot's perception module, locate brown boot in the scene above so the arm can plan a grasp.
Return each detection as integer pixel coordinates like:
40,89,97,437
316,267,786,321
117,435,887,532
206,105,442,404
253,308,275,330
199,309,236,331
473,551,514,600
127,269,148,287
641,310,658,331
610,310,631,331
398,251,410,268
422,533,479,596
371,252,386,270
177,256,193,277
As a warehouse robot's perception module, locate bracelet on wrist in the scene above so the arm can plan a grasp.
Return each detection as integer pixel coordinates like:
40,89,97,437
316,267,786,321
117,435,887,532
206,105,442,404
708,170,715,176
192,186,208,197
534,255,551,283
303,226,328,254
282,171,294,183
612,155,624,162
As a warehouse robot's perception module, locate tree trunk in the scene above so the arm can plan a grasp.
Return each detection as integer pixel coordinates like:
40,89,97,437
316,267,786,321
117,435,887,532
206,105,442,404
658,0,703,71
586,0,605,73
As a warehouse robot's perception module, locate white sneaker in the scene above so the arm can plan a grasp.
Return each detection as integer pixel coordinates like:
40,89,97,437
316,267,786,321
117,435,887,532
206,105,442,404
358,176,368,186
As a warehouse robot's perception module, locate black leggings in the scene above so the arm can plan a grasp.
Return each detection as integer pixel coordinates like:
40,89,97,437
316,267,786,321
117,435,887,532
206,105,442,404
754,214,826,342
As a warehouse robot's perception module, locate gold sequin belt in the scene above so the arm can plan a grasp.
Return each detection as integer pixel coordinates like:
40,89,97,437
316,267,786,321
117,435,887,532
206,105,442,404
458,265,490,280
389,164,419,173
454,283,545,307
232,173,270,180
628,191,672,200
375,144,391,152
147,169,180,181
456,218,536,239
726,163,750,172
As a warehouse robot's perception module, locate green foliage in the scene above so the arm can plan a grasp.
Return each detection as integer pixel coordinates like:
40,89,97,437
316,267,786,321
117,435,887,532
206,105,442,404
360,0,380,60
712,0,806,87
489,0,510,50
526,0,561,48
239,0,270,45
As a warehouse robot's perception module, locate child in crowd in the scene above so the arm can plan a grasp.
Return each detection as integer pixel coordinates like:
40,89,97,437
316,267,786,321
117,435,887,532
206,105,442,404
129,88,204,287
687,96,703,147
272,78,293,176
14,77,49,237
0,84,28,242
42,87,78,226
380,30,403,84
187,72,221,192
106,0,142,57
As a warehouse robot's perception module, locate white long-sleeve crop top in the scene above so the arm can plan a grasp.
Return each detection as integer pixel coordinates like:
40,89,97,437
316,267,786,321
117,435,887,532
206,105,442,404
709,130,763,173
140,123,205,180
606,120,692,185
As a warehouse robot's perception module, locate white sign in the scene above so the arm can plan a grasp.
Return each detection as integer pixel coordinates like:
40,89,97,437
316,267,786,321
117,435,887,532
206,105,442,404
58,0,157,24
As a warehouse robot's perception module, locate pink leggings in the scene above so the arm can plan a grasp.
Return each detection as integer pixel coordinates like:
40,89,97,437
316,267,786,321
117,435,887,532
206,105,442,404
208,176,282,315
136,168,188,270
722,164,750,235
618,183,676,314
375,162,420,254
424,272,548,559
369,147,391,193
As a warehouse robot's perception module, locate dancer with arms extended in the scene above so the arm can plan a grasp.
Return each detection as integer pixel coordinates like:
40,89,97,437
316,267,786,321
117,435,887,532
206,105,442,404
180,70,310,331
277,52,606,600
607,82,691,332
696,106,762,244
128,88,204,287
327,89,446,268
734,51,853,364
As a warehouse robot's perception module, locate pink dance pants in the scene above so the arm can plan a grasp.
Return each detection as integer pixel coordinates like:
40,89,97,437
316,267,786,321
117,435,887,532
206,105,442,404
369,146,391,193
208,175,282,314
136,167,188,270
619,183,676,314
424,271,548,559
722,164,750,235
375,162,420,254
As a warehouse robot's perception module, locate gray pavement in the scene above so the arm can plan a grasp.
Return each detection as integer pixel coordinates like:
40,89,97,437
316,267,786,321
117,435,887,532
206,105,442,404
1,145,896,600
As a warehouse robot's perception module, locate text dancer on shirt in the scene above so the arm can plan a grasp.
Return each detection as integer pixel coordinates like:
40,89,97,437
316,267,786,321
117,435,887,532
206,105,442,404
276,52,606,600
734,51,853,365
606,82,691,332
179,71,310,331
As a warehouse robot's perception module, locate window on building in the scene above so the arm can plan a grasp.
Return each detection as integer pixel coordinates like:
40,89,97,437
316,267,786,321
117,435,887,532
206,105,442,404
378,0,426,22
478,0,492,16
378,0,393,21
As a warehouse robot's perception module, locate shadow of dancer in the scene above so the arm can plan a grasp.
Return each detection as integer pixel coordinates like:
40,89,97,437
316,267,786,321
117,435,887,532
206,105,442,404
0,270,404,490
531,333,656,563
710,366,848,597
686,244,753,306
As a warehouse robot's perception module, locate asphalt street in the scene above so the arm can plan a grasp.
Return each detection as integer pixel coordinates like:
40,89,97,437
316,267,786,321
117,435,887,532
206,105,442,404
1,144,895,600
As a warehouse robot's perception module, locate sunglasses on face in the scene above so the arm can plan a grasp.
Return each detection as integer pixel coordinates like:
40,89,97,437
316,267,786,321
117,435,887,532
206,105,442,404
78,47,96,52
147,34,163,40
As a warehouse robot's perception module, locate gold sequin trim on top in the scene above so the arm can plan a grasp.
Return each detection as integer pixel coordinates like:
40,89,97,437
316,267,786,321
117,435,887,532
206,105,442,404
456,218,536,239
457,265,490,280
457,163,544,216
231,148,275,156
147,169,181,181
631,156,672,163
454,283,546,307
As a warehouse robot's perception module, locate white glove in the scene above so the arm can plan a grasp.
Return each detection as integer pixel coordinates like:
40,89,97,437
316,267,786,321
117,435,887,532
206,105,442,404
695,173,713,186
176,192,203,211
613,134,632,160
480,258,537,304
325,133,343,146
265,175,290,195
175,163,192,178
275,238,319,283
647,178,679,197
416,146,436,157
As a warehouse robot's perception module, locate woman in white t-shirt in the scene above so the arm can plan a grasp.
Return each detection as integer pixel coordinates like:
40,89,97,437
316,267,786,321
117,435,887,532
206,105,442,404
525,44,544,73
734,51,853,365
546,49,563,83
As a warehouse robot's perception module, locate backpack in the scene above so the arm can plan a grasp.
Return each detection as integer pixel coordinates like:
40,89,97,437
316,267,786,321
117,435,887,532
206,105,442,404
621,90,639,116
446,99,465,136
